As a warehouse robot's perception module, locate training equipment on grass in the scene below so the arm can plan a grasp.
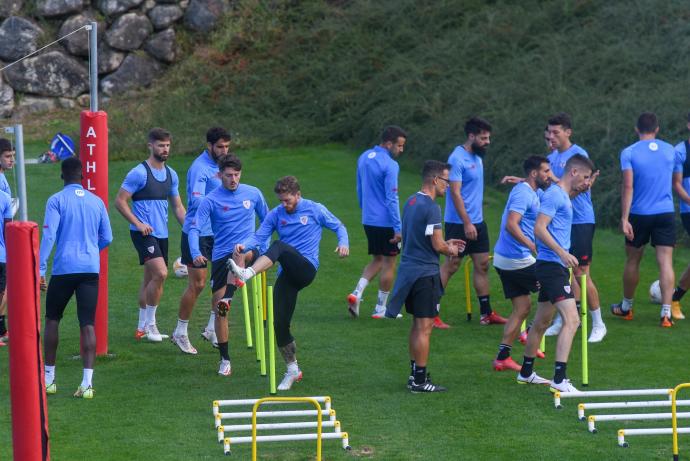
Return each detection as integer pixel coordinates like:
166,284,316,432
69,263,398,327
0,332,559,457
617,427,690,448
650,279,662,304
172,257,188,278
577,399,690,421
580,274,588,386
211,396,351,458
553,387,674,409
7,222,51,460
241,276,277,394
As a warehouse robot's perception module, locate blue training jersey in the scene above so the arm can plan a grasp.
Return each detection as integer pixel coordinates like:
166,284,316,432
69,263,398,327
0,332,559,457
121,162,180,238
189,184,269,261
39,184,113,276
674,141,690,214
0,173,11,198
0,190,12,263
182,150,221,236
548,144,595,224
536,184,572,266
494,182,540,260
620,139,681,215
243,198,349,270
356,145,401,232
444,145,484,224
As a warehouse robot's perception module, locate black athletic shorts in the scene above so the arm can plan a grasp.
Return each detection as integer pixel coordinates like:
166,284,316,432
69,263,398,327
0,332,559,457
45,273,99,327
130,231,169,265
444,221,490,256
495,264,538,299
180,231,214,268
626,213,675,248
211,250,258,292
681,213,690,237
363,225,401,256
536,260,574,304
570,223,595,266
0,263,5,292
405,274,442,318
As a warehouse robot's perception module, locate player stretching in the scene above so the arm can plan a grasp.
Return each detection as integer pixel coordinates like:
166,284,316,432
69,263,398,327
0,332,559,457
229,176,349,390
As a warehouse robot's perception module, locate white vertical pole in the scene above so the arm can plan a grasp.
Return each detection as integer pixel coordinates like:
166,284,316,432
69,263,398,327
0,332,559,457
13,124,27,221
89,21,98,112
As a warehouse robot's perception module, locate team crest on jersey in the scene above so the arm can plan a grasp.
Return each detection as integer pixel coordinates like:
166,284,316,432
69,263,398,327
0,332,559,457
300,216,308,225
75,189,84,197
147,246,155,254
649,142,658,151
564,285,571,294
367,152,376,159
243,200,251,209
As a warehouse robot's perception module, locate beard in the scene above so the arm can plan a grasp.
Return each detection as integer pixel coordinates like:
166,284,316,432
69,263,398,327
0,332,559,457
472,142,487,157
153,152,168,162
537,178,551,190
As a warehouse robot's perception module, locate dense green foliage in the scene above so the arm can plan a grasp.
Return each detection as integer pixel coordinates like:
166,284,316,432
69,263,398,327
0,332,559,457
100,0,690,226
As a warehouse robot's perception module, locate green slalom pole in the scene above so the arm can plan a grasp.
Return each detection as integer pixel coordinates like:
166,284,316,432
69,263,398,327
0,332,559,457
581,273,589,386
252,278,261,362
241,283,253,349
268,285,276,394
258,274,267,376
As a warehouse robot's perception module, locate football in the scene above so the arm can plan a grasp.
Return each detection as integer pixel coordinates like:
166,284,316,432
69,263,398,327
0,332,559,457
173,257,188,278
649,280,662,304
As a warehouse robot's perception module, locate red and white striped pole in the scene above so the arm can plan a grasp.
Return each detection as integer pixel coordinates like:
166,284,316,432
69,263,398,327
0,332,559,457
7,222,50,460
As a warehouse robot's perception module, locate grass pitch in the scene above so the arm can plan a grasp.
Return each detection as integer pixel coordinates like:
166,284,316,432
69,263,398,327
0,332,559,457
1,145,689,460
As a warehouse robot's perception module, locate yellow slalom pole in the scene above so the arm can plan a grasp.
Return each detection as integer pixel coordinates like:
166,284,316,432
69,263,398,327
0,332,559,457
241,283,253,349
581,273,588,386
258,280,267,376
262,272,268,321
252,278,261,362
268,285,276,394
464,259,472,321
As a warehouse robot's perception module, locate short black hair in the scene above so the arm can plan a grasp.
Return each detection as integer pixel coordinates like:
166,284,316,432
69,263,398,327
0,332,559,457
274,176,300,195
422,160,450,182
217,153,242,172
464,117,492,136
637,112,659,134
523,155,549,175
547,112,572,130
206,127,231,145
381,126,407,144
0,138,12,154
565,153,594,174
61,156,82,182
148,127,171,143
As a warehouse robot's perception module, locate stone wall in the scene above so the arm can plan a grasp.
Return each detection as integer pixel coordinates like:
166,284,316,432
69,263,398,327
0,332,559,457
0,0,231,117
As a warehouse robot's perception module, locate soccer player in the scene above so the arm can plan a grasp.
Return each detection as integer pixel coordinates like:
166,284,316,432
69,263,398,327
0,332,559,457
542,113,606,343
440,117,505,327
115,128,186,342
39,157,113,398
189,154,268,376
612,112,680,327
670,112,690,320
348,126,406,319
0,188,11,347
517,154,593,392
503,115,607,342
492,156,551,372
387,160,464,392
229,176,349,391
0,138,14,344
174,127,232,354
